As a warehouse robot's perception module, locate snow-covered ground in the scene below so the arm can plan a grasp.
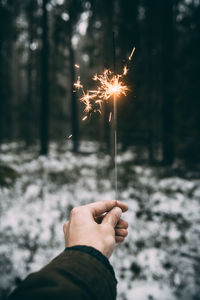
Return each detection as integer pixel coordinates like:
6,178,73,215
0,142,200,300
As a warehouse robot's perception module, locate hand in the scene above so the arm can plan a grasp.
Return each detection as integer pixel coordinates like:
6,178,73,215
63,200,128,258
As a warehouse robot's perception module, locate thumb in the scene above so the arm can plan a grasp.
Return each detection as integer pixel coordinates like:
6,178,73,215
102,207,122,227
63,221,70,235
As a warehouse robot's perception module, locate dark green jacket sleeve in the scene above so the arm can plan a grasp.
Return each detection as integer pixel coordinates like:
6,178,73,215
8,246,117,300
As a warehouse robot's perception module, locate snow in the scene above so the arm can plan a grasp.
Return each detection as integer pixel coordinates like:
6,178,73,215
0,142,200,300
126,281,176,300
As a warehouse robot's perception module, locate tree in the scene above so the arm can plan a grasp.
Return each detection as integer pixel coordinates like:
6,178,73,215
24,1,36,146
117,0,139,152
67,3,79,153
40,0,49,155
0,1,13,145
161,0,174,165
64,0,84,153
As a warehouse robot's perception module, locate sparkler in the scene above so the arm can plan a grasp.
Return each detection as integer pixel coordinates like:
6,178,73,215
74,69,129,117
112,32,117,199
74,39,135,199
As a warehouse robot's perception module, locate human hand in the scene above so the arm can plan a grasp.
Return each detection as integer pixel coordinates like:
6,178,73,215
63,200,128,258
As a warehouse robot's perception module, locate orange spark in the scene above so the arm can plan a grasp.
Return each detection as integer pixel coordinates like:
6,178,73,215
74,68,129,116
128,47,135,61
74,76,83,90
123,65,128,75
74,47,135,117
109,112,112,122
94,69,129,100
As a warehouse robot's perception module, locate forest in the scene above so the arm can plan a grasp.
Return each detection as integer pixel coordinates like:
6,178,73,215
0,0,199,166
0,0,200,300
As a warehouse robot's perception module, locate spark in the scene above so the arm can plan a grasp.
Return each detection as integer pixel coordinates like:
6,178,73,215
82,116,88,121
128,47,135,61
74,76,83,90
109,112,112,122
123,65,128,75
75,64,80,69
68,134,72,139
74,68,129,115
74,46,135,118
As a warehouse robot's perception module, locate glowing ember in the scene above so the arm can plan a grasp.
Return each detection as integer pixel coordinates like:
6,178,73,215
123,66,128,75
74,76,83,90
128,47,135,61
109,112,112,122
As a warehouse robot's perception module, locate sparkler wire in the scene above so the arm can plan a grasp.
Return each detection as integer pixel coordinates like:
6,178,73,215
113,32,118,200
74,37,135,200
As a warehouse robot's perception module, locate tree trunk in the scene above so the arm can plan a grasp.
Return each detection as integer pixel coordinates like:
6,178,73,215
0,54,4,146
68,15,79,153
118,0,139,152
40,0,49,155
161,0,174,165
145,0,156,163
25,7,34,146
104,0,114,155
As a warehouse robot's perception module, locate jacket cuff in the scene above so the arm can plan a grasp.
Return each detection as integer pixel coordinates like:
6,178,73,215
64,245,117,282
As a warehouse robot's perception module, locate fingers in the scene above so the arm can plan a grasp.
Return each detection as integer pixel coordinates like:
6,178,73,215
116,200,128,213
116,218,128,229
115,236,125,243
115,228,128,237
95,214,128,231
101,207,122,227
115,228,128,243
86,200,128,217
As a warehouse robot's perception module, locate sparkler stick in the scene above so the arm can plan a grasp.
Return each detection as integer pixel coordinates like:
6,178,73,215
74,43,135,199
112,32,118,200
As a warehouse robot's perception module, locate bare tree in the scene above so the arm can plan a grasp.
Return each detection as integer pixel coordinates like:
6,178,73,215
40,0,49,155
161,0,174,165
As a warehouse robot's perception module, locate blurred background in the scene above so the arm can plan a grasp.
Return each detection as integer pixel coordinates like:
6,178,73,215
0,0,200,300
0,0,199,165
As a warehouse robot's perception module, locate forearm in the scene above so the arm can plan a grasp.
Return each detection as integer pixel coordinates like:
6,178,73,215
8,247,117,300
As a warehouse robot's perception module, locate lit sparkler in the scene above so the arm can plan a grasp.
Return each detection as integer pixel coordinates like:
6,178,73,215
74,68,129,117
74,44,135,199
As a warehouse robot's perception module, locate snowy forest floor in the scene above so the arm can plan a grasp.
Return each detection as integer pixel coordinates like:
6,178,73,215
0,142,200,300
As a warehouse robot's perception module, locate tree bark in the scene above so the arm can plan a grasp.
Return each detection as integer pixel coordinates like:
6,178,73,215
145,0,156,163
161,0,174,165
40,0,49,155
25,5,34,146
68,14,79,153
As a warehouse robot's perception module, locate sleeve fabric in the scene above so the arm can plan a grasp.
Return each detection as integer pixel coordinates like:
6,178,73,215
8,246,117,300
